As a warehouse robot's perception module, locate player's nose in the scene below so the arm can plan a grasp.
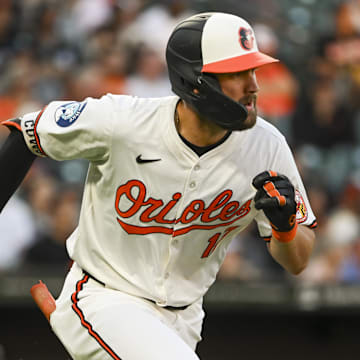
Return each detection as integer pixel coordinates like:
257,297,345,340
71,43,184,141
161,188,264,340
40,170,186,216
245,70,259,94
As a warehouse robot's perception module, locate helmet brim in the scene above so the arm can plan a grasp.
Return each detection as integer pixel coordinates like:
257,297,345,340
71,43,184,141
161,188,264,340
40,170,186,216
201,51,278,73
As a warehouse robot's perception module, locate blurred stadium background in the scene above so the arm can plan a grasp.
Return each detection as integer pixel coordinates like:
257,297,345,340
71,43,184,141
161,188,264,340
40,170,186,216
1,0,360,359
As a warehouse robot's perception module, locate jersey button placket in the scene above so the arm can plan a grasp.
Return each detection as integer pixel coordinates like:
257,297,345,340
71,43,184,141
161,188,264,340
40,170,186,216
164,161,200,301
188,163,200,189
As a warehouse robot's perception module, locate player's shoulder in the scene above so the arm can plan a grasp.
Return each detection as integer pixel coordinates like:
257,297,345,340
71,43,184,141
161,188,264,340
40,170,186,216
105,94,178,137
251,116,287,144
106,93,178,113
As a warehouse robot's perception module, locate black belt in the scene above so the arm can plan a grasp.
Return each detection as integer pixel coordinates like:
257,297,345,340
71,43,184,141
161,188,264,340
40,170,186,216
83,270,189,311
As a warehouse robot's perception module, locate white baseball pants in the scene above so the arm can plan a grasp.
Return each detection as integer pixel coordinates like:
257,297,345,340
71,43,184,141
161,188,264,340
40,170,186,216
49,263,204,360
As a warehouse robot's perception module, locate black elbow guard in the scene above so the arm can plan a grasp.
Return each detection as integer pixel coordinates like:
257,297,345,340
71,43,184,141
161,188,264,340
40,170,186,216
0,120,36,212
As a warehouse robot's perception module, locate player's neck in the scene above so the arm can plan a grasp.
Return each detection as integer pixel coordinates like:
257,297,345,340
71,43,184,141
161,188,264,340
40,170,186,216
175,101,228,147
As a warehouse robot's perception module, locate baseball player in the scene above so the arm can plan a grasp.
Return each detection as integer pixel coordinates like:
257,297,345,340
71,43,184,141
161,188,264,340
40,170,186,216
0,12,317,360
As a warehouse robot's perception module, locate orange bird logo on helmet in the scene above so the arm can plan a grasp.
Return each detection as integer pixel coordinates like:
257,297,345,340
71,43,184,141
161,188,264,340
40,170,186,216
239,27,254,51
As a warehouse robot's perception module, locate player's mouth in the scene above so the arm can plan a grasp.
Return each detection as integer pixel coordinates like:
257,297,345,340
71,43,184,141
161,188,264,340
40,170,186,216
240,97,256,112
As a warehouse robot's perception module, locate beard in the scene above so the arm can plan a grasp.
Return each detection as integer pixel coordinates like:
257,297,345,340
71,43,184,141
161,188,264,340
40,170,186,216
241,105,257,130
231,98,257,131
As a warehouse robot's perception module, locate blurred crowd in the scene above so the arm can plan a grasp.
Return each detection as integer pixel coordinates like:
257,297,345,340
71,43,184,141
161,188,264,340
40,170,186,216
1,0,360,285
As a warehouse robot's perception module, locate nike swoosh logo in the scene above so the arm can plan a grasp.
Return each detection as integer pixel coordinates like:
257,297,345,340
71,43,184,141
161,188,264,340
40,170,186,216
136,155,161,164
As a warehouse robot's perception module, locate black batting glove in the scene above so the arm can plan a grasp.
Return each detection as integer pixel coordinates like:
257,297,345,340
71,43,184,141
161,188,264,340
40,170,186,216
252,171,297,233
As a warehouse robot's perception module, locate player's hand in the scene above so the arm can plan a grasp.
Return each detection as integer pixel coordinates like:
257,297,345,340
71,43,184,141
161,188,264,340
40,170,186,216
252,171,297,234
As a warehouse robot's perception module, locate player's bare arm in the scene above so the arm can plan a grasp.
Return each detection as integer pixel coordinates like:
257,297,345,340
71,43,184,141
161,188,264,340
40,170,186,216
268,225,315,275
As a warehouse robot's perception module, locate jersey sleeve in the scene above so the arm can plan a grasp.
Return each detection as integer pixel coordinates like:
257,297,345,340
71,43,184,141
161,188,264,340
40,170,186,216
20,94,116,162
254,135,317,239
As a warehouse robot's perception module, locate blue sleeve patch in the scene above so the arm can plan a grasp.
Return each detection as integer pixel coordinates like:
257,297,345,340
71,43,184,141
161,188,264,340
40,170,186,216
54,101,87,127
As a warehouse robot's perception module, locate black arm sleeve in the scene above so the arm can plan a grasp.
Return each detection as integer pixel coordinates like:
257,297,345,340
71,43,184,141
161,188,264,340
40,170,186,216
0,129,36,213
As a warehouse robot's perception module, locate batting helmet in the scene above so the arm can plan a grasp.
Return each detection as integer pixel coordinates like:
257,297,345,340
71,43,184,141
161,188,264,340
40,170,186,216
166,12,278,130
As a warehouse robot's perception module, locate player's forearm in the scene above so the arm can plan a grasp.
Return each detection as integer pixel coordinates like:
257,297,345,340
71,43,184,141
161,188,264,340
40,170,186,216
268,225,315,275
0,127,36,212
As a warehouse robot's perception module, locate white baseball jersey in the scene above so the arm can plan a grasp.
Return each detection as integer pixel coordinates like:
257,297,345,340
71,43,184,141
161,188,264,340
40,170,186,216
21,94,316,307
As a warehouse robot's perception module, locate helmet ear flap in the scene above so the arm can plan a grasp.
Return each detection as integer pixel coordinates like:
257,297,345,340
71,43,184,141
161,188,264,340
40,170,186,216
192,74,219,100
195,75,249,129
198,73,221,91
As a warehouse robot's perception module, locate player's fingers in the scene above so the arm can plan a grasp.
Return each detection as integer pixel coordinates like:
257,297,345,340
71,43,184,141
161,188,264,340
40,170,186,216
262,182,286,206
254,196,280,210
269,179,294,190
254,187,288,202
254,188,266,203
254,182,293,203
252,171,289,189
268,180,295,202
252,171,271,189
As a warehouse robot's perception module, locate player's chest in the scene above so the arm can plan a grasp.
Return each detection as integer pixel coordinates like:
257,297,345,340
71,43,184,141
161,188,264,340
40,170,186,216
108,146,258,233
